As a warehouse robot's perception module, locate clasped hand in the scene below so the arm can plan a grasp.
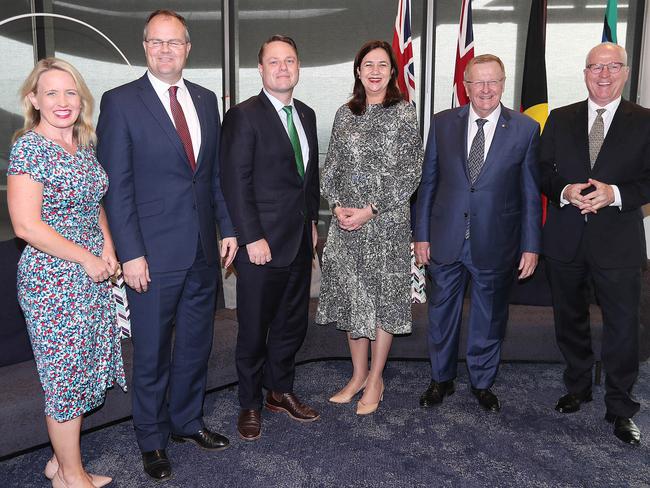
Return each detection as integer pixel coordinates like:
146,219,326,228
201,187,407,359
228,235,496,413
82,250,119,283
335,206,374,231
563,178,615,214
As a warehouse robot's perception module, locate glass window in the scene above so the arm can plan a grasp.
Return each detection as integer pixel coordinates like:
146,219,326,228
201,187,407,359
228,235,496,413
237,1,423,155
1,1,34,240
50,2,224,123
433,0,637,115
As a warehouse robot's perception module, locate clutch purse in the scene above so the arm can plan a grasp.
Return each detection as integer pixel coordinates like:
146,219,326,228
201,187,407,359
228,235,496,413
410,242,426,304
110,266,132,338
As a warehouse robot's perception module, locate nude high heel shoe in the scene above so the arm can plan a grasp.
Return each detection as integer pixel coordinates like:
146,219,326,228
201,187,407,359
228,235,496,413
356,385,385,415
45,459,112,488
87,475,112,487
44,457,58,480
329,378,368,404
51,471,69,488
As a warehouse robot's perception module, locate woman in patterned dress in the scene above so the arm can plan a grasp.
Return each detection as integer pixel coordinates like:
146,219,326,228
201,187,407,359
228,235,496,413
315,41,423,415
7,58,126,488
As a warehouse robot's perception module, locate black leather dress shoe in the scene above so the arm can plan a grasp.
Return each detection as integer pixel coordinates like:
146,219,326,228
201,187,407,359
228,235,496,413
419,380,455,407
171,428,229,450
555,391,593,414
471,387,500,412
142,449,172,480
605,413,641,445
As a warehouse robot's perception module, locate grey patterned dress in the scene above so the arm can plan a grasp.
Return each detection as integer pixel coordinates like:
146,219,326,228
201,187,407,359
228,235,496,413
315,101,423,339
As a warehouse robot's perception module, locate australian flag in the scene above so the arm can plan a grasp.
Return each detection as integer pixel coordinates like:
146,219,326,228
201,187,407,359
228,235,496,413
392,0,416,104
452,0,475,107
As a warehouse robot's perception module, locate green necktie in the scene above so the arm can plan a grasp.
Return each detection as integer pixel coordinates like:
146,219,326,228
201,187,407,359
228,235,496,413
282,106,305,178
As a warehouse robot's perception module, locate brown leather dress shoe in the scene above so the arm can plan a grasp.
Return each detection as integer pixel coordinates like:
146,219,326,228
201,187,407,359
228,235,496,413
265,391,320,422
237,409,261,441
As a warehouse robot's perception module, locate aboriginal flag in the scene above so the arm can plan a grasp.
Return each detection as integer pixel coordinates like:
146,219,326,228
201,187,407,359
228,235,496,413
521,0,549,223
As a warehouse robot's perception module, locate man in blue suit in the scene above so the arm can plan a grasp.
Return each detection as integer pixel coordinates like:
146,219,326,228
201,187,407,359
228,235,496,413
96,10,237,480
414,54,541,412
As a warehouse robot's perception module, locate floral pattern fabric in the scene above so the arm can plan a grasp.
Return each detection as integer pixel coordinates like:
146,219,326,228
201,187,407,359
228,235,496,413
316,102,423,339
8,131,126,422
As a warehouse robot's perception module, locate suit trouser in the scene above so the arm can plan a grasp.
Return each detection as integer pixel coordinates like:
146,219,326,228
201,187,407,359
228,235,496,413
235,226,312,410
427,239,515,389
546,235,641,418
128,241,217,452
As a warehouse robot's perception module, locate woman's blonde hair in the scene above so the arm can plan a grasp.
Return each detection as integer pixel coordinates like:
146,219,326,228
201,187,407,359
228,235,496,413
13,57,96,146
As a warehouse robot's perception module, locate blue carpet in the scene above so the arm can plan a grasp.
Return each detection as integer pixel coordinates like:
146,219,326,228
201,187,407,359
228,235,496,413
1,360,648,487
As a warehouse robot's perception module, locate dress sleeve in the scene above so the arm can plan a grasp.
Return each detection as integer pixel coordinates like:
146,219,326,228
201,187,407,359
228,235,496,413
320,106,346,206
373,104,423,214
7,134,48,184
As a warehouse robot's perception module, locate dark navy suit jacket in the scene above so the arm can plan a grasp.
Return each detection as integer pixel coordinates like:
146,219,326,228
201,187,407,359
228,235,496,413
220,91,320,268
96,74,234,272
540,99,650,268
415,104,542,270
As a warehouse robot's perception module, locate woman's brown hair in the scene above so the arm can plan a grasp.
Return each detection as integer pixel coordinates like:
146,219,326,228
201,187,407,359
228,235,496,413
347,40,403,116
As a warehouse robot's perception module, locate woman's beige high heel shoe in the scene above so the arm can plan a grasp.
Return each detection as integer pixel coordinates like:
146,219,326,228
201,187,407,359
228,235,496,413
356,385,385,415
45,458,112,488
329,378,368,404
51,471,69,488
44,458,58,480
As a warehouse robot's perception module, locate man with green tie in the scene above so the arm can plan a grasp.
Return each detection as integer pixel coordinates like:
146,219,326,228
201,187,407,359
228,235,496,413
220,35,321,441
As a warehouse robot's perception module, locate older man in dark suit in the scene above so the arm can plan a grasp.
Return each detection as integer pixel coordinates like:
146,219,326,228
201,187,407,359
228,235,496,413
541,42,650,445
97,10,237,480
414,54,541,413
220,35,320,441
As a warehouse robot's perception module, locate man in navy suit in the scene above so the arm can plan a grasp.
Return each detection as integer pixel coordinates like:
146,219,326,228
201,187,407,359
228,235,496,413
414,54,541,412
220,35,320,441
541,43,650,445
97,10,237,479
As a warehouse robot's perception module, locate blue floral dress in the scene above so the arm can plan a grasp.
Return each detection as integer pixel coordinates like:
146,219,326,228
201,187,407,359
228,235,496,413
8,131,126,422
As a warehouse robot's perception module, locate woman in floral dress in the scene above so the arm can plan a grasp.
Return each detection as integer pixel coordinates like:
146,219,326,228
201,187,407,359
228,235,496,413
316,41,423,415
7,58,126,488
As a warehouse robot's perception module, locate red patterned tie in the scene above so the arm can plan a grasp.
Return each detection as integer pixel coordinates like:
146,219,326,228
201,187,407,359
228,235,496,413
168,85,196,172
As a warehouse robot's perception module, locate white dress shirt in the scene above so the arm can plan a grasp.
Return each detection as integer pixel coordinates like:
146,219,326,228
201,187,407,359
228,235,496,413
466,104,501,160
588,96,621,137
263,88,310,170
147,71,202,160
560,96,621,207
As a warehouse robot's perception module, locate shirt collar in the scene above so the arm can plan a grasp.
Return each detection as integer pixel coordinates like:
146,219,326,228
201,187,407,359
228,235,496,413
147,70,187,98
263,88,294,113
587,96,621,116
468,103,501,126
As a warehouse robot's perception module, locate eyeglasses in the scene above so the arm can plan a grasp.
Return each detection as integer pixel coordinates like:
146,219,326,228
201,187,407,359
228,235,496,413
145,39,188,50
464,79,504,88
585,62,625,74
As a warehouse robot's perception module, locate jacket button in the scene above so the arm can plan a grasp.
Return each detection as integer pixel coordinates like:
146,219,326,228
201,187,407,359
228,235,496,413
464,212,468,218
192,204,196,209
470,188,475,192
